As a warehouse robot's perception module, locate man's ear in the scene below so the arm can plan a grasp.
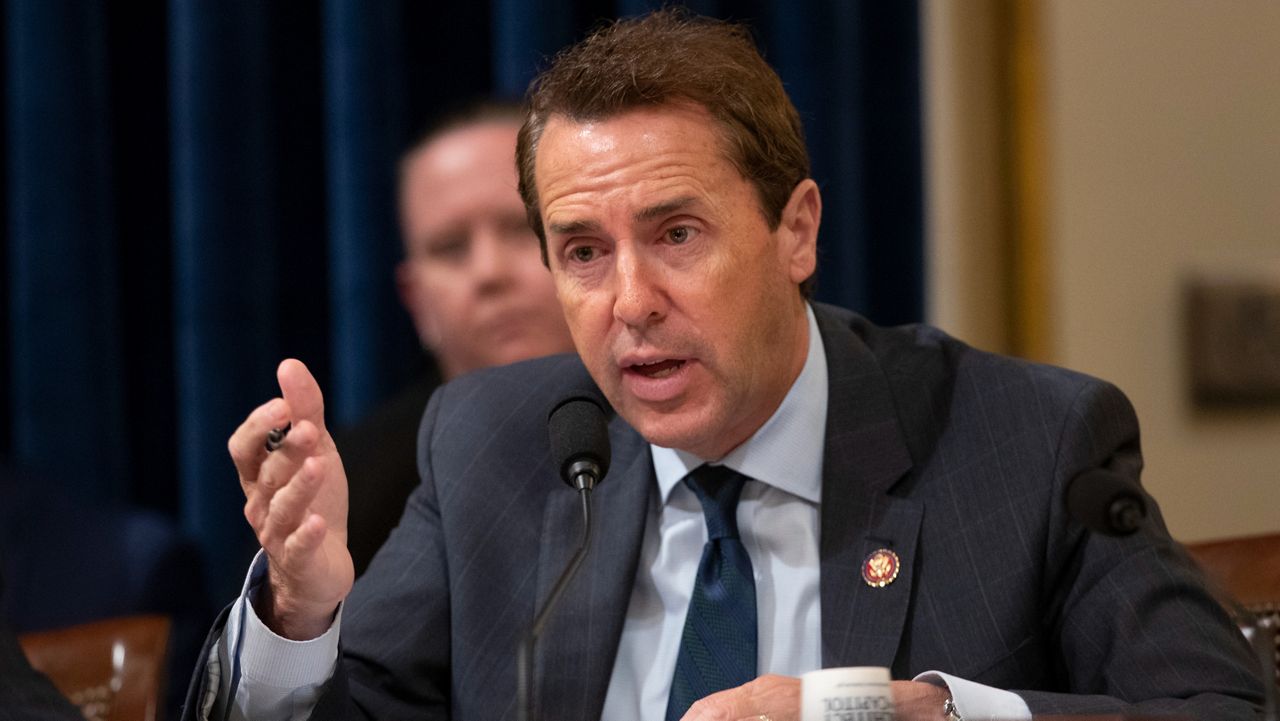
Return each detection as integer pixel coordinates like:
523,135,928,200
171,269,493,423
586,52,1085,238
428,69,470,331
391,262,412,313
777,179,821,285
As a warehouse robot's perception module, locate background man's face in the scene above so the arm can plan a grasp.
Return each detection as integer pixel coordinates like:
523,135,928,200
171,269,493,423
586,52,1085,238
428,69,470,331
536,104,817,459
398,122,574,379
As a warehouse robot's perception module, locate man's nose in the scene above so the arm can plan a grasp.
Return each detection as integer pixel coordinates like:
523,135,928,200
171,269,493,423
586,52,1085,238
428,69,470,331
612,245,665,328
470,229,515,286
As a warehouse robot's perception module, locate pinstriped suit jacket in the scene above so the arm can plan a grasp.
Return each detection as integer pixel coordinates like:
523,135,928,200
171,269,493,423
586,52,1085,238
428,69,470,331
185,303,1265,720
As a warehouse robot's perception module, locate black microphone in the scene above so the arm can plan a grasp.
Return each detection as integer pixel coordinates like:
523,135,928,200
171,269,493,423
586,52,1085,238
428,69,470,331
547,395,612,491
517,393,612,721
1065,468,1147,537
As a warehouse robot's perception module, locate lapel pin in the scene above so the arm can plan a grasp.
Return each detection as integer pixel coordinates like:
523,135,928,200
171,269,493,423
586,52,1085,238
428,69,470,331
861,548,900,588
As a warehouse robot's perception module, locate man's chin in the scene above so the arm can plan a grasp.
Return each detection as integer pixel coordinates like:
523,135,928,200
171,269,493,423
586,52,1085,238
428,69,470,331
624,407,720,458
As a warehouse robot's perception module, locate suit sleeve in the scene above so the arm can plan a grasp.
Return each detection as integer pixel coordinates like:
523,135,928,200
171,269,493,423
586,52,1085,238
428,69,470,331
1014,380,1265,719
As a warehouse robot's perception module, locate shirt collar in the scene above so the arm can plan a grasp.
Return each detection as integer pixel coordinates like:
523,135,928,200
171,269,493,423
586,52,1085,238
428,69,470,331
650,304,827,505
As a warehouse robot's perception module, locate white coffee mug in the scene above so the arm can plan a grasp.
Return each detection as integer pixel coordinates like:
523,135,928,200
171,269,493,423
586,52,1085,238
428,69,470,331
800,666,895,721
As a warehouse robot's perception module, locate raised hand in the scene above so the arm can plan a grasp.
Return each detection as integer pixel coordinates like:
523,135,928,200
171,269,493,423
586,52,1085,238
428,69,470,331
227,358,354,640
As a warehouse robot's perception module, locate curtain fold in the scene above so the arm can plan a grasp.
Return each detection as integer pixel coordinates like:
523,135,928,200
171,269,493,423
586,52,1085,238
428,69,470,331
764,0,871,314
322,0,417,427
2,0,923,606
168,1,279,597
491,0,576,97
6,0,127,502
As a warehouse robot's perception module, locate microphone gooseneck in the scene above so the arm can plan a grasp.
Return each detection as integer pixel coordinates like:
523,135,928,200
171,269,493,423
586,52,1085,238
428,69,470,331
517,393,612,721
1065,468,1148,537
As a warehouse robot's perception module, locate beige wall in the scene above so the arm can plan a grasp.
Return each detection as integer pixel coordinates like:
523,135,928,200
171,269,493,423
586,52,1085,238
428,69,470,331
925,0,1280,541
923,0,1010,355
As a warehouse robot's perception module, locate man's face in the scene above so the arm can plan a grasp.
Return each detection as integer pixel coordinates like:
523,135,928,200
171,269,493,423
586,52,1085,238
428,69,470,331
535,104,819,459
398,122,575,379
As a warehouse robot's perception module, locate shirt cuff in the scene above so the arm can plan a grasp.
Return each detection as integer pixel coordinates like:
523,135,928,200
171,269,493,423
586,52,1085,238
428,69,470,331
229,549,342,688
914,670,1031,721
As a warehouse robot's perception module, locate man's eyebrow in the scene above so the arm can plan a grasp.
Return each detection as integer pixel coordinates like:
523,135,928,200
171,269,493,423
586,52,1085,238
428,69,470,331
547,218,602,236
547,196,700,236
634,196,698,223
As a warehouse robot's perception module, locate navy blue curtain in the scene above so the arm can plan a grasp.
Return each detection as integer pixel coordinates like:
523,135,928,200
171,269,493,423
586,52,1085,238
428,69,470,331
2,0,921,604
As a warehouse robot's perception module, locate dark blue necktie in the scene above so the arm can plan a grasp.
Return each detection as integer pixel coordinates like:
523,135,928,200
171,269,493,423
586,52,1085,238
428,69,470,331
664,464,758,721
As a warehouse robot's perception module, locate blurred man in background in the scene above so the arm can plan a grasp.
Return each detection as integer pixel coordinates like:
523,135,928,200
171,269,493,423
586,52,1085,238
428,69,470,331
1,461,210,718
338,102,576,576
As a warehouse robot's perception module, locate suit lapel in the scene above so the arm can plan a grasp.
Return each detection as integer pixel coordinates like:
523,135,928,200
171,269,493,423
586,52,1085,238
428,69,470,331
814,306,922,669
532,417,652,721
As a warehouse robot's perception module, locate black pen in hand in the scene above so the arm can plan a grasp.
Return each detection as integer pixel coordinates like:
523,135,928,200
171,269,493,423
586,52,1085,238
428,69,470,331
264,422,292,452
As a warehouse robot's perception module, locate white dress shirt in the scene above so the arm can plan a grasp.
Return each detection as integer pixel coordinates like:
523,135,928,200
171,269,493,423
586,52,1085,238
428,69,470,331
599,306,828,719
210,305,1030,721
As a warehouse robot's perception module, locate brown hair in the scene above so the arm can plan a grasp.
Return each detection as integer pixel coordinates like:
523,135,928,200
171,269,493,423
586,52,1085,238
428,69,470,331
516,9,813,293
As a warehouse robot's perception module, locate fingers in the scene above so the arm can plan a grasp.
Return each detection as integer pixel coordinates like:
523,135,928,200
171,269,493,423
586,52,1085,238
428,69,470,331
680,675,800,721
242,420,322,533
283,511,328,559
230,358,327,494
229,398,290,487
277,358,328,434
256,452,327,554
228,359,326,497
250,440,327,548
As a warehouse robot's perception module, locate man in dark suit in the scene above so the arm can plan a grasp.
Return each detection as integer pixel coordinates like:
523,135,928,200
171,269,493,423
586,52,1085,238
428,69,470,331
1,462,212,718
191,10,1265,721
0,573,84,721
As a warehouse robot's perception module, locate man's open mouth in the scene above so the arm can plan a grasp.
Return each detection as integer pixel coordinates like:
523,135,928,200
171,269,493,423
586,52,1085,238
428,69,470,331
629,359,686,378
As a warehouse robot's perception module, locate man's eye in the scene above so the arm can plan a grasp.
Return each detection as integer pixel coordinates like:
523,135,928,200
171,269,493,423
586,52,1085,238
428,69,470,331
569,245,597,263
667,226,696,244
423,237,467,261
